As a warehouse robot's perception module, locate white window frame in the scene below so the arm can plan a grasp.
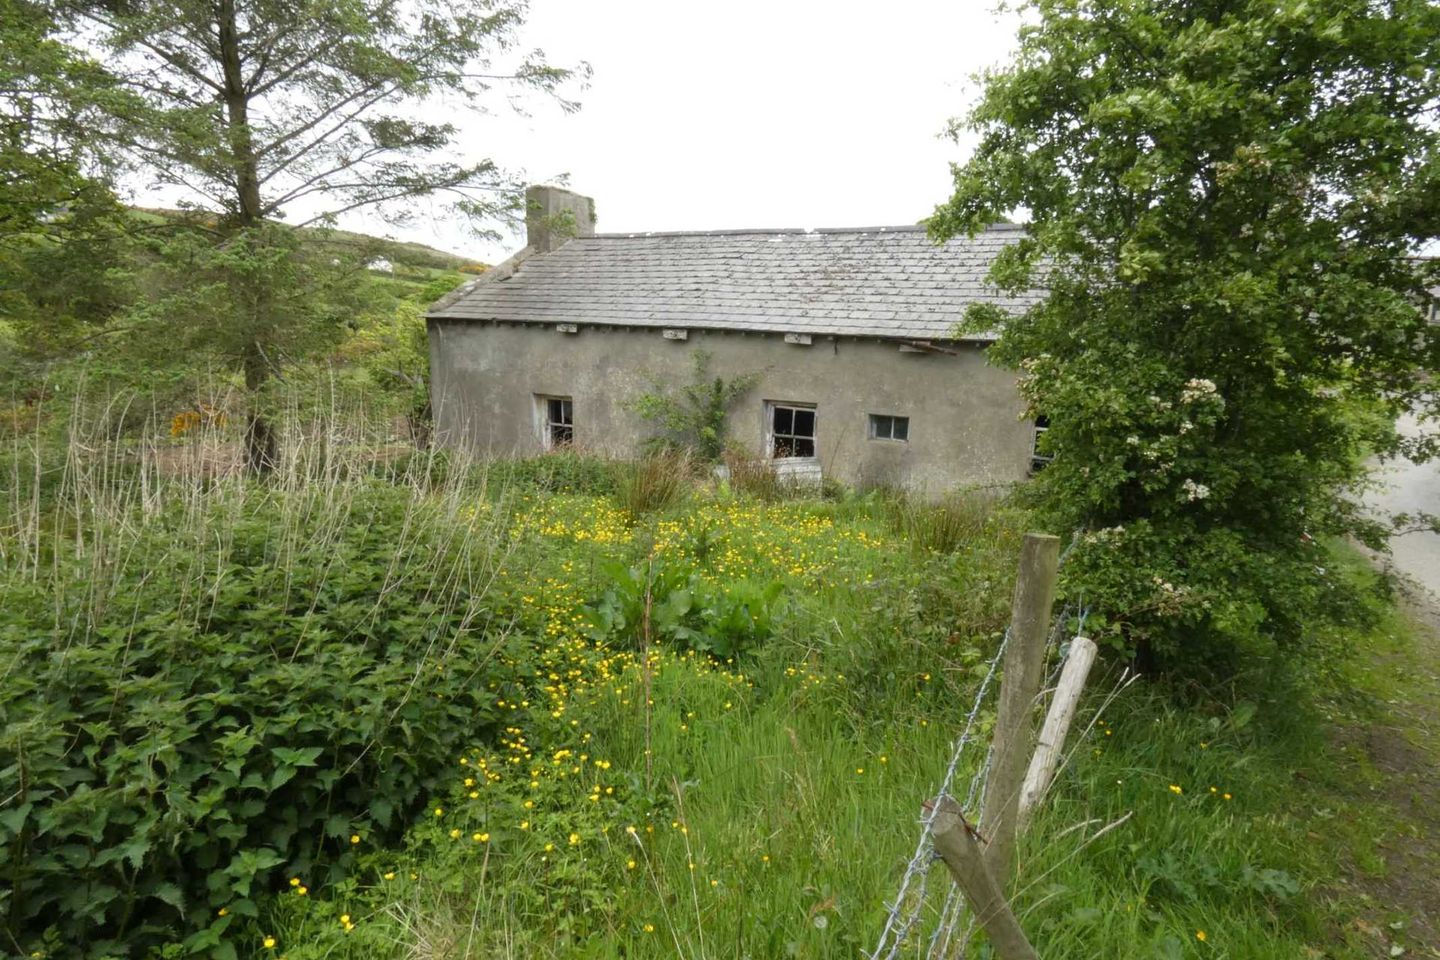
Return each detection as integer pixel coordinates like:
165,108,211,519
868,413,910,443
535,394,573,450
764,401,817,461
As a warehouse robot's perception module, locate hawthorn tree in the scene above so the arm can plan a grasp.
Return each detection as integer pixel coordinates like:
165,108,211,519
56,0,585,469
932,0,1440,671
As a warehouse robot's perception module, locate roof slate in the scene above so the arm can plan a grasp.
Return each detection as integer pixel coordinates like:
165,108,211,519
427,224,1040,341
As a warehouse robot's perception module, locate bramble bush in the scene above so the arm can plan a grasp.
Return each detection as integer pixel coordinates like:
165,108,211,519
0,479,516,957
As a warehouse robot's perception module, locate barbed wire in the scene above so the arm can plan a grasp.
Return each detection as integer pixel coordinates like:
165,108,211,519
868,626,1008,960
870,533,1090,960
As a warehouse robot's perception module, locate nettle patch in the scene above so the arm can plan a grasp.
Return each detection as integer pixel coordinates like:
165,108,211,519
0,482,515,958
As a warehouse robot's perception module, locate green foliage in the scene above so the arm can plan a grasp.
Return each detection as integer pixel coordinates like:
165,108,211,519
880,487,1002,555
26,0,583,468
487,451,623,497
615,452,694,515
128,222,379,388
631,351,760,462
235,478,1402,960
586,558,785,659
0,0,136,384
3,408,1416,958
0,478,514,957
60,0,584,232
930,0,1440,670
0,0,124,235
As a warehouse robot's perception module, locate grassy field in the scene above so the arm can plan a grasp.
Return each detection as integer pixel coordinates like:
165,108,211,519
1,420,1430,959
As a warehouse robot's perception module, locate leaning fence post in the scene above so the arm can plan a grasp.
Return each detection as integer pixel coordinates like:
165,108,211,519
979,532,1060,887
1018,635,1098,830
931,797,1040,960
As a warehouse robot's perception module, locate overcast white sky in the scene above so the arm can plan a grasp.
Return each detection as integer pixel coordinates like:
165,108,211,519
356,0,1023,261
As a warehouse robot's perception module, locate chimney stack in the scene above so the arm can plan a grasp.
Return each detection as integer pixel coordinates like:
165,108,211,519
525,184,595,253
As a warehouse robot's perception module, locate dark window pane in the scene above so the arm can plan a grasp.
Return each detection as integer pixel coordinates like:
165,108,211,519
794,437,815,458
559,400,573,425
552,423,573,447
871,415,888,439
793,409,815,437
774,406,793,434
893,417,909,441
773,438,790,458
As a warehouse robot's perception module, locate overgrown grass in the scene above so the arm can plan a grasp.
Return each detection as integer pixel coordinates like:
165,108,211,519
0,402,1418,959
880,486,1004,554
615,451,694,515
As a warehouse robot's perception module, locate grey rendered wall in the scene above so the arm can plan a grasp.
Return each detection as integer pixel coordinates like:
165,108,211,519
427,321,1032,492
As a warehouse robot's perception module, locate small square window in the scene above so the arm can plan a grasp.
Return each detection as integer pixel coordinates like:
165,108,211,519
537,395,573,449
768,402,816,459
868,414,909,442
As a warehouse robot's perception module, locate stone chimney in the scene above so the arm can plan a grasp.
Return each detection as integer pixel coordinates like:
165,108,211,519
525,184,595,253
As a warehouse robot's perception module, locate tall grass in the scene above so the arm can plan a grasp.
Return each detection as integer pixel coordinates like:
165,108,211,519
616,451,693,515
0,388,532,954
0,388,1394,959
881,486,1004,554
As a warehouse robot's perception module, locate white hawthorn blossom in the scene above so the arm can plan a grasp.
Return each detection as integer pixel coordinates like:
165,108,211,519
1180,378,1219,403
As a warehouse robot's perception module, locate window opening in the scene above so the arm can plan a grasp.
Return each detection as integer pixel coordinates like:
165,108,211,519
541,396,573,449
769,403,816,459
868,414,910,442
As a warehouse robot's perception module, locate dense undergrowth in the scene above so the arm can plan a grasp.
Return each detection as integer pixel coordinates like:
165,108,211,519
0,416,1411,959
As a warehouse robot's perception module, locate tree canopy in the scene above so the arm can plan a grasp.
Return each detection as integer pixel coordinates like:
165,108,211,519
931,0,1440,670
61,0,582,232
17,0,584,467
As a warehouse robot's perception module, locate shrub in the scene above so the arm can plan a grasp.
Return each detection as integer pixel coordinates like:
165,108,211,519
722,444,783,501
616,452,694,516
485,450,620,497
630,350,759,462
929,0,1438,672
882,487,1000,555
0,478,513,957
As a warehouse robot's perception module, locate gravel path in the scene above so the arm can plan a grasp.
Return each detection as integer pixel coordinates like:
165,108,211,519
1368,407,1440,599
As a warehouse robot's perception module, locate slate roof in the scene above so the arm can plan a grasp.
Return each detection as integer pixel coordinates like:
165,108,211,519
427,224,1041,341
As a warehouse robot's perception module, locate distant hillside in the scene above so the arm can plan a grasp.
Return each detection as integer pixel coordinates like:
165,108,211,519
128,207,487,274
325,227,484,274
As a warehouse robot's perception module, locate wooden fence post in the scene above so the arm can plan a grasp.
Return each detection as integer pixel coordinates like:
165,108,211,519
979,532,1060,887
931,798,1040,960
1018,635,1098,830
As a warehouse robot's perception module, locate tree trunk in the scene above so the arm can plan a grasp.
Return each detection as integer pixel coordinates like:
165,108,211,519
220,0,275,474
218,0,263,226
242,343,277,474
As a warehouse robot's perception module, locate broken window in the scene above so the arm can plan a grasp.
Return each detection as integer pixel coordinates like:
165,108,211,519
769,402,816,459
1031,415,1052,472
868,414,910,442
539,395,573,449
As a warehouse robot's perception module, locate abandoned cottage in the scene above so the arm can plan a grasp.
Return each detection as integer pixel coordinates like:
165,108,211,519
426,185,1043,491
